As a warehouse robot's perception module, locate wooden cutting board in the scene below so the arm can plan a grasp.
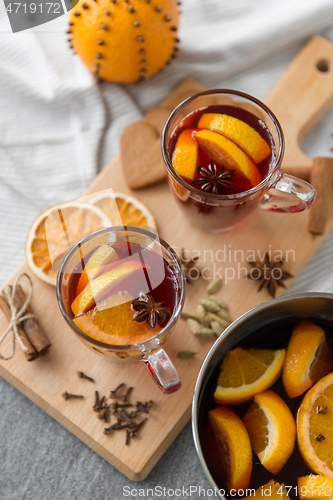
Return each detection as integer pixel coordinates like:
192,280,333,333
1,36,333,482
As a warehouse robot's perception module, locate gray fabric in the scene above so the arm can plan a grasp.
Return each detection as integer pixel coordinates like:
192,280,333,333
1,0,333,498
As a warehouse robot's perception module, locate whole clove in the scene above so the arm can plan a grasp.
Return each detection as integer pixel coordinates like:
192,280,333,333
121,386,133,402
77,371,95,382
110,383,125,399
93,390,100,411
62,391,84,400
129,418,148,437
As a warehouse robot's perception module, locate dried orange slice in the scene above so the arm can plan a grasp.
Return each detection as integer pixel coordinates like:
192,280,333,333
194,129,262,187
25,203,112,286
214,347,286,405
208,406,252,492
298,475,333,499
198,113,271,164
282,321,333,399
297,372,333,478
244,480,290,500
71,260,144,316
73,291,161,345
89,190,156,230
243,390,296,474
172,129,198,180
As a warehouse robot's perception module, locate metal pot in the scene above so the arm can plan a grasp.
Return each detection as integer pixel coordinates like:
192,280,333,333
192,293,333,498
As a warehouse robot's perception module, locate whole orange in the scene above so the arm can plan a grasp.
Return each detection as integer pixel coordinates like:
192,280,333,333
68,0,180,83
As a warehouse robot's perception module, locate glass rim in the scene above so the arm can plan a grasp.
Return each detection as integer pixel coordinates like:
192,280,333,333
161,88,285,200
56,225,186,351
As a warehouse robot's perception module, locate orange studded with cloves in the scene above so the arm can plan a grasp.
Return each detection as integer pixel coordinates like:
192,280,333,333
68,0,180,83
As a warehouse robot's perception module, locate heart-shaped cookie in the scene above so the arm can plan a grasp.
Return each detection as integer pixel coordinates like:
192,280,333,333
121,121,166,189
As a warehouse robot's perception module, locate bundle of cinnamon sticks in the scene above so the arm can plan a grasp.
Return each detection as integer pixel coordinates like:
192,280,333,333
0,283,51,361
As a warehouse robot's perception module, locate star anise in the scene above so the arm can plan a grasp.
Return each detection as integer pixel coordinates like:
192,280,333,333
246,251,294,298
131,293,171,329
180,248,201,283
192,160,235,194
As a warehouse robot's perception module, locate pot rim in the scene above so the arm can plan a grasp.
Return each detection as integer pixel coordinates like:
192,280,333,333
192,291,333,498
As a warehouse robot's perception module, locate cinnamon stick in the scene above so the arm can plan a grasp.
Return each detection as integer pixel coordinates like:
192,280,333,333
0,295,38,361
6,285,51,355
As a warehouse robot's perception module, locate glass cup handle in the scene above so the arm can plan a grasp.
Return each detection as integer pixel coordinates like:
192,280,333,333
141,348,181,394
260,173,317,213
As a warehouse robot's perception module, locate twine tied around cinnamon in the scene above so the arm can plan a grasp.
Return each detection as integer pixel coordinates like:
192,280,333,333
0,273,37,360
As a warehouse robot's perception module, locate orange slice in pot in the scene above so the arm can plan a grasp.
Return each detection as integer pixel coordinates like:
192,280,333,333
208,405,252,493
283,321,333,399
214,347,286,405
297,372,333,478
243,390,296,474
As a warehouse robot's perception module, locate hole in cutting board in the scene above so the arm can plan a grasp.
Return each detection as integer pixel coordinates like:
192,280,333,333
316,59,330,72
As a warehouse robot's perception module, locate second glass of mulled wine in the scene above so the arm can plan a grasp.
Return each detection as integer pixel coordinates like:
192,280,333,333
161,89,316,233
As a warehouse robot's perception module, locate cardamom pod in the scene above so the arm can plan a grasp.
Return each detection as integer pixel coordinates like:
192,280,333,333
196,304,206,321
204,312,229,328
207,278,223,295
211,321,225,336
217,309,232,322
199,299,221,313
187,318,201,335
181,310,200,321
196,327,215,338
209,296,228,311
176,351,197,359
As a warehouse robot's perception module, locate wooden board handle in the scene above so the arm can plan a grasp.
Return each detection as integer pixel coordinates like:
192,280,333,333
308,157,333,234
266,36,333,176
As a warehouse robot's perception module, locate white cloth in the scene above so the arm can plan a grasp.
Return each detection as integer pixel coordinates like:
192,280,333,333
0,0,333,293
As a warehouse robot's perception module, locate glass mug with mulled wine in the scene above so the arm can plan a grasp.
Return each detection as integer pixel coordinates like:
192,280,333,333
161,89,317,232
57,227,185,394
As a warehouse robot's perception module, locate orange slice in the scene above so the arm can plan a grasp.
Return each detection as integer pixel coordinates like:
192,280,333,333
172,129,198,180
194,129,262,187
198,113,271,164
297,372,333,478
76,243,119,295
214,347,286,405
89,190,157,230
282,321,333,399
25,202,112,286
71,260,144,316
208,406,252,492
298,475,333,499
73,291,161,345
243,390,296,474
244,480,290,500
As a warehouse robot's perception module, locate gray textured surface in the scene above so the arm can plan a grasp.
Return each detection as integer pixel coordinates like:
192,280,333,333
0,378,209,500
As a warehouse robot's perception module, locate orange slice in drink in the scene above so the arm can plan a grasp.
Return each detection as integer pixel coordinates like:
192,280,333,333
208,406,252,492
198,113,271,164
214,347,286,405
71,260,144,316
25,202,112,286
282,321,333,399
194,129,262,187
76,243,119,295
298,475,333,499
172,129,198,180
73,291,161,345
243,390,296,474
297,372,333,478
